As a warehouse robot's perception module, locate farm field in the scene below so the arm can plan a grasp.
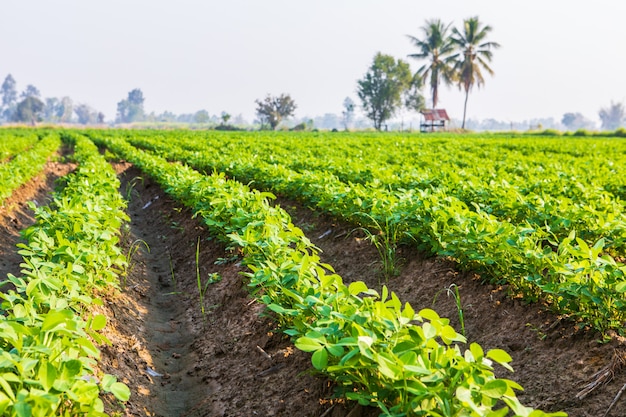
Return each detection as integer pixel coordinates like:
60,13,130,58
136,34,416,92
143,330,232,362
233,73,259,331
0,128,625,416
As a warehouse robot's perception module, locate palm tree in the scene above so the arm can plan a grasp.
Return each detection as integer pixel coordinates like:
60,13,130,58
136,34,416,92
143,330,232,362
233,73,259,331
407,19,456,109
451,17,500,129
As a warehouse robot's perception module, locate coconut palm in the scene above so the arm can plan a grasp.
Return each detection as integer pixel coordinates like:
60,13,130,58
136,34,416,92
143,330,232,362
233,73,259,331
451,16,500,129
407,19,456,109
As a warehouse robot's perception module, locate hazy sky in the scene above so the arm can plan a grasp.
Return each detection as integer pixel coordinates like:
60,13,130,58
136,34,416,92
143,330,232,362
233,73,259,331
2,1,625,125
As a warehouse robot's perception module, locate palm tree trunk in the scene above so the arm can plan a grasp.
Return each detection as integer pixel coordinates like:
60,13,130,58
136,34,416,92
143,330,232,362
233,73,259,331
462,88,470,129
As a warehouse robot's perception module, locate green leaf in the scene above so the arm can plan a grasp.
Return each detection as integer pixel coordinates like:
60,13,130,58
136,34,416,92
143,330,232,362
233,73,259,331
481,379,508,398
41,310,72,332
422,322,436,339
38,361,57,392
14,401,31,417
485,408,510,417
401,302,416,322
487,348,512,364
487,349,514,372
294,337,323,352
311,348,328,370
109,382,131,401
348,281,370,296
440,325,465,344
0,376,15,402
469,342,484,361
615,281,626,293
90,314,107,331
418,308,440,322
326,344,344,357
62,359,83,378
0,391,11,414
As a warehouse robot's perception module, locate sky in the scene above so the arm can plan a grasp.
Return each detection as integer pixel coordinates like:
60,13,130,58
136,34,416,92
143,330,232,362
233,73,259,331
1,1,625,126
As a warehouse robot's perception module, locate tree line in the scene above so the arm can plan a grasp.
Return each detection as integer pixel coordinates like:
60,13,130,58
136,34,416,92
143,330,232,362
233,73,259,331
0,74,102,125
0,75,236,126
357,16,499,130
255,16,499,131
3,13,626,132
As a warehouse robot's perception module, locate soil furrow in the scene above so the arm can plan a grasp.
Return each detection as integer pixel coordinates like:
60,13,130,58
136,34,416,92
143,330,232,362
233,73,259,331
101,164,335,417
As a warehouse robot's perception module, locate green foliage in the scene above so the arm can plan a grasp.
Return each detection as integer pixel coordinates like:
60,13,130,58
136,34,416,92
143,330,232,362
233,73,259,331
116,88,145,123
0,131,60,206
254,94,297,130
407,19,456,109
111,130,626,338
0,131,130,416
357,53,413,130
13,96,45,124
451,16,500,129
92,132,565,416
355,214,405,282
195,238,216,323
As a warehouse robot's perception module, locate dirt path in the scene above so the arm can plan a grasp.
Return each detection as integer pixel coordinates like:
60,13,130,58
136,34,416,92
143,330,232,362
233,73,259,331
99,165,338,417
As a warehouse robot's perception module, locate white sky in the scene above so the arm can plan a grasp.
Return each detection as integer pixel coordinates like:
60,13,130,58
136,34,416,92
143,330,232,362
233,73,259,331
1,1,625,125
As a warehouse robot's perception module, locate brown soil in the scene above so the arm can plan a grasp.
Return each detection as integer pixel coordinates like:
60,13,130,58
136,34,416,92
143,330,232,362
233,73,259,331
0,159,625,417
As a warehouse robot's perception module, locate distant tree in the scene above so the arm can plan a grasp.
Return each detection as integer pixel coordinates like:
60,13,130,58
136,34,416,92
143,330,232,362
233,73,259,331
341,97,355,130
194,109,210,124
255,93,297,130
599,101,625,131
20,84,41,99
1,74,18,121
311,113,341,130
561,112,592,131
451,17,500,129
158,111,177,122
407,19,456,109
75,103,98,125
59,97,74,123
221,111,231,124
403,74,426,114
13,96,44,125
43,96,74,123
1,75,17,107
43,98,59,122
357,52,412,130
177,113,195,123
116,88,145,123
232,114,248,126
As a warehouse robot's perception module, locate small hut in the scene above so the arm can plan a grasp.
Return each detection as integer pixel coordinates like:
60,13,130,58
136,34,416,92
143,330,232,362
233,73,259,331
420,109,449,132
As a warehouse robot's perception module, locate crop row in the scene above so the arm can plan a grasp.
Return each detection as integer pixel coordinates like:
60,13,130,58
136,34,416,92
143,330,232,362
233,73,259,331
0,132,129,416
114,133,626,335
0,131,61,207
0,129,41,163
118,131,626,254
107,130,626,337
91,133,565,417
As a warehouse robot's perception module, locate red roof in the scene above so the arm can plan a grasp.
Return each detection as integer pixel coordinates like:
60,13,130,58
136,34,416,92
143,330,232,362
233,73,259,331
420,109,449,121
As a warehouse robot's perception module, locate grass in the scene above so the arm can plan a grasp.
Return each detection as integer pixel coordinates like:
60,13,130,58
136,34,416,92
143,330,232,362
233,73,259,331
123,239,150,288
354,214,404,282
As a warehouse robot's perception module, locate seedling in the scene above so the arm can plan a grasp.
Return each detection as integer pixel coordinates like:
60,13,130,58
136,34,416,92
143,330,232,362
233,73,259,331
433,284,466,338
125,175,144,201
214,253,239,265
196,238,221,323
123,239,150,288
353,214,404,282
